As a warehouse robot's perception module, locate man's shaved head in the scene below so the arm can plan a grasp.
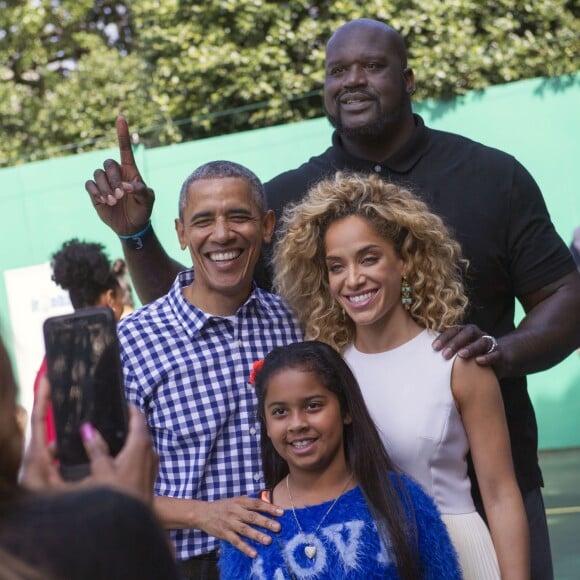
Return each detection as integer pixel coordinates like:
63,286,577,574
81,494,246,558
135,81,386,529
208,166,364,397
327,19,408,68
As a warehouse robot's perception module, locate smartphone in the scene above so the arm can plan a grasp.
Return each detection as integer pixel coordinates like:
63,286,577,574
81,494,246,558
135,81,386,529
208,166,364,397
43,306,128,481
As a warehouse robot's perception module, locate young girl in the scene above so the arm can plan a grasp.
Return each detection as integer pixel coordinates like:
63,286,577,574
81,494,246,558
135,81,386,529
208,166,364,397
219,340,461,579
273,173,529,579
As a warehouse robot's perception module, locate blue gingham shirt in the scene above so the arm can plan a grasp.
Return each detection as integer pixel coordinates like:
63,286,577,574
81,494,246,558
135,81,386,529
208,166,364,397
117,270,302,561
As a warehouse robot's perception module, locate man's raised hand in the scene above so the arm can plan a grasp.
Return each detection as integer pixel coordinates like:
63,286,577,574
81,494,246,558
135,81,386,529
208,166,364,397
85,116,155,236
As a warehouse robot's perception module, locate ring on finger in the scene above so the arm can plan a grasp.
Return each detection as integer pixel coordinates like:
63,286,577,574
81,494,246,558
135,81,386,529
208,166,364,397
481,335,498,354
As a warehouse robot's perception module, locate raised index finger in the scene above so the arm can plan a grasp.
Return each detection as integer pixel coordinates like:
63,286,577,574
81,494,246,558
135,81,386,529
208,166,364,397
116,115,137,169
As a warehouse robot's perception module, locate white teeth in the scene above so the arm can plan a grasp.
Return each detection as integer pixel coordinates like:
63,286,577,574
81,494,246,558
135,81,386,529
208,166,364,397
291,440,314,448
349,291,374,304
210,250,240,262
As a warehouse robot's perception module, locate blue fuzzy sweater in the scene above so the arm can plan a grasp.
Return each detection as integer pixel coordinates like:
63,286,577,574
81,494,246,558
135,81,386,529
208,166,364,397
219,474,461,579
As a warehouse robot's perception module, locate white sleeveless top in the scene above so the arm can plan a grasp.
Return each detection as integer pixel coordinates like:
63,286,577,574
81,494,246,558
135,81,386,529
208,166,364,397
344,329,475,514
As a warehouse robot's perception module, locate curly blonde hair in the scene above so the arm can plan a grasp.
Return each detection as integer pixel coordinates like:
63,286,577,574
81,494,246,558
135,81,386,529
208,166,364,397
273,173,468,351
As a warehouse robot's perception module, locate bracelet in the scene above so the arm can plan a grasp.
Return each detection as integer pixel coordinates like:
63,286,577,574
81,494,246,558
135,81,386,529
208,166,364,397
118,221,152,250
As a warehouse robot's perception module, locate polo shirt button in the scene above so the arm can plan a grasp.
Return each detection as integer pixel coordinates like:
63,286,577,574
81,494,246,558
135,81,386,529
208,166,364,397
374,165,382,172
253,473,261,482
250,427,257,435
237,340,243,347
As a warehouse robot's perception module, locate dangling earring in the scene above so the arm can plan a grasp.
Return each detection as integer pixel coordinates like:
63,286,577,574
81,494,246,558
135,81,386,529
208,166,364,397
401,275,413,310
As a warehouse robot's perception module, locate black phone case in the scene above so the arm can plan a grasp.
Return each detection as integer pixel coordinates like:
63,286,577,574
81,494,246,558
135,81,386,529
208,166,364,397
42,307,128,481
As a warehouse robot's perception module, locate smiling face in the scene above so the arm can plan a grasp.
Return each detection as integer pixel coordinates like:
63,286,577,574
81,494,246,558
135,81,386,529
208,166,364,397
264,367,350,476
324,20,414,138
324,215,407,335
176,177,275,315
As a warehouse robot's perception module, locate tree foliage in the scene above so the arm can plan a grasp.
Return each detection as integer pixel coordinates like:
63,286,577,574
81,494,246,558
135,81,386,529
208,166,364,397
1,0,578,166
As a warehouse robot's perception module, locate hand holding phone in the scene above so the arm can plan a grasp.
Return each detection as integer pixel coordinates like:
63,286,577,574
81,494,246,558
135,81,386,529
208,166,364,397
22,376,157,504
80,406,158,505
42,307,128,480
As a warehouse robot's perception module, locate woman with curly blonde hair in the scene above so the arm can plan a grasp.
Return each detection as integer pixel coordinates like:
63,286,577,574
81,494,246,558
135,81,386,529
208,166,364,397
274,173,468,350
274,172,529,580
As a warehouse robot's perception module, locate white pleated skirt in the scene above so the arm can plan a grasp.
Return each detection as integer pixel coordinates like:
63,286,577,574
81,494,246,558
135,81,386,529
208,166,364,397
441,512,500,579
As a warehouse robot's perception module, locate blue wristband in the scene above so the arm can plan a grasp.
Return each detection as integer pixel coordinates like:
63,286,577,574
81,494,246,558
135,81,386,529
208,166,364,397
118,221,152,250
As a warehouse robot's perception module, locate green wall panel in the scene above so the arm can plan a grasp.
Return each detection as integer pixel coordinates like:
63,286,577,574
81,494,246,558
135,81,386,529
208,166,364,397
1,74,578,449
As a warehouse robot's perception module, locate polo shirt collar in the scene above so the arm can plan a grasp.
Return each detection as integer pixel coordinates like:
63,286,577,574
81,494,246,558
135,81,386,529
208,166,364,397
330,113,428,174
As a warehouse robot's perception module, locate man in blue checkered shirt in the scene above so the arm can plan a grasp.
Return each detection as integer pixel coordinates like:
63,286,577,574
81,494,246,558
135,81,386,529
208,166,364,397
116,161,302,579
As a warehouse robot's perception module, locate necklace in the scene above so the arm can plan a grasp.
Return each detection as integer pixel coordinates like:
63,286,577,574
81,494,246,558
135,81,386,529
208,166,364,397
286,472,353,560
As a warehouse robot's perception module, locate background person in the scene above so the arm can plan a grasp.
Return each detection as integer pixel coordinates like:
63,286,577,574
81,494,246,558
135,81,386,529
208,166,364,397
33,238,125,444
274,173,529,579
85,19,580,579
112,257,137,318
49,238,125,320
220,341,461,579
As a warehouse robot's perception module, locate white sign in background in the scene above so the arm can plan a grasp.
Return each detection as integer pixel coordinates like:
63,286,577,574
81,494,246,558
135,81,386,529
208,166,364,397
4,262,72,427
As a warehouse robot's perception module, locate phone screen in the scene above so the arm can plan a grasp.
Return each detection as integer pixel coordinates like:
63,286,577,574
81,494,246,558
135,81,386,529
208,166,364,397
43,307,128,479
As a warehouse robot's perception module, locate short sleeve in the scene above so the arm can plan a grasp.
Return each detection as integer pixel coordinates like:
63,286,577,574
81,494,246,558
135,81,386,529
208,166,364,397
507,161,575,296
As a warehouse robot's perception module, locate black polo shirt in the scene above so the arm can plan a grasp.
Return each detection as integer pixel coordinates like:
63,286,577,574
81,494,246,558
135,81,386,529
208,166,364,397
264,114,576,496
